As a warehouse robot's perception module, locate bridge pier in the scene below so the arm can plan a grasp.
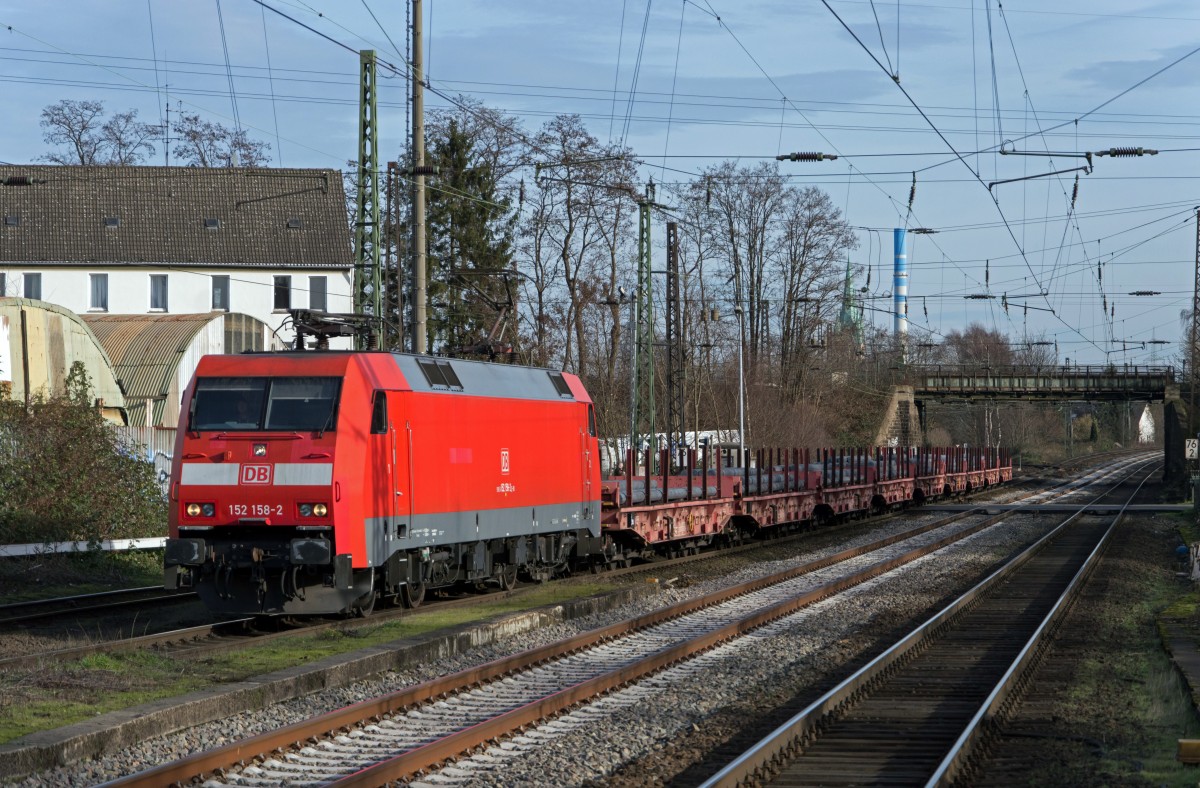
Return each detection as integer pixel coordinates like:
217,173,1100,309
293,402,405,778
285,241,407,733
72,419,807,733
874,386,923,447
1164,383,1189,491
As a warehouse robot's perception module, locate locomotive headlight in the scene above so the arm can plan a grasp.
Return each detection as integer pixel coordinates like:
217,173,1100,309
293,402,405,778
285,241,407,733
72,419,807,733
201,503,215,517
186,503,201,517
313,503,328,517
299,503,313,517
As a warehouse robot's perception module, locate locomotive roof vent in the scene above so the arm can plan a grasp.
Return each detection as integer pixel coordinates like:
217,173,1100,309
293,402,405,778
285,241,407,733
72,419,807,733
417,358,463,391
548,371,574,399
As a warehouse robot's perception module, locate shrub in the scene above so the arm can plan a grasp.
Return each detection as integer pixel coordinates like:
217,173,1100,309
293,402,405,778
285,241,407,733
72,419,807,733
0,363,166,545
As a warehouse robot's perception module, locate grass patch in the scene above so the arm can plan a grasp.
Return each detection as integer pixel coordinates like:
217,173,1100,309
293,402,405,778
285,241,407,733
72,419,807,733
0,549,165,604
0,650,206,743
0,580,617,744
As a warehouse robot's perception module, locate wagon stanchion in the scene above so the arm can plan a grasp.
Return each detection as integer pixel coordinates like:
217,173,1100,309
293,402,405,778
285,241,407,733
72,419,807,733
644,448,652,507
625,448,633,508
660,449,669,506
686,448,695,502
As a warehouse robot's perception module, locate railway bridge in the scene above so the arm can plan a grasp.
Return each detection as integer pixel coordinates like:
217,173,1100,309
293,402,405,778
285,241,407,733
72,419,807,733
875,365,1187,483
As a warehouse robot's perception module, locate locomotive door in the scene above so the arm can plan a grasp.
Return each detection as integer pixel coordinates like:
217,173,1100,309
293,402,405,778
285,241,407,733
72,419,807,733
582,404,596,520
389,393,413,532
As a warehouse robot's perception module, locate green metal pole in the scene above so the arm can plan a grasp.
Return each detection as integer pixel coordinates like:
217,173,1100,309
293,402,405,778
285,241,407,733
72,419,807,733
355,50,381,348
633,183,656,471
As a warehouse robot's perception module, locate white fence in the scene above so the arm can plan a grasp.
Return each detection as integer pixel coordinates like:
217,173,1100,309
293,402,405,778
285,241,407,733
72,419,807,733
0,537,166,557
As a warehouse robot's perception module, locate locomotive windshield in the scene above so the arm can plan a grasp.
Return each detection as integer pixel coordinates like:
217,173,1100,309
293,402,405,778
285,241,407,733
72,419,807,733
190,376,341,432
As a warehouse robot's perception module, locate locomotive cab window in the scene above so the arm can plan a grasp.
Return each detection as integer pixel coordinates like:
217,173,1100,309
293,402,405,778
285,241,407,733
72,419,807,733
587,404,597,437
190,376,341,432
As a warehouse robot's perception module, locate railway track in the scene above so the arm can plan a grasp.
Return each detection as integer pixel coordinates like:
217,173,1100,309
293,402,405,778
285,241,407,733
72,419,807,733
97,456,1151,787
0,585,196,627
699,459,1157,787
0,455,1126,674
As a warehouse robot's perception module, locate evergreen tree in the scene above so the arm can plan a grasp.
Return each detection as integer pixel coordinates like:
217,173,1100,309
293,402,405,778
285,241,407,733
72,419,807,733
424,120,516,356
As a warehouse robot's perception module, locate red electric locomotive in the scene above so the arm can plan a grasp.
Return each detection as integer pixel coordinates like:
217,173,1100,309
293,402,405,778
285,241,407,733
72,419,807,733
164,341,601,616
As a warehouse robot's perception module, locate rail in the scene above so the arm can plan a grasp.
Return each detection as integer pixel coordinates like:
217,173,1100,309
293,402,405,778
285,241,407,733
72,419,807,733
699,457,1155,787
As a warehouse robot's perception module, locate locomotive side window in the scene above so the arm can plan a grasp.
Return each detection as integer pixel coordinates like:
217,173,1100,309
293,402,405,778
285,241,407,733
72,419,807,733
190,376,340,432
587,404,597,437
370,391,388,434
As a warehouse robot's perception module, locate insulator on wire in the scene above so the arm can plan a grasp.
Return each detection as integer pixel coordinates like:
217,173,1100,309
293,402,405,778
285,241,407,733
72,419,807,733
705,178,711,208
923,297,928,319
1097,262,1102,283
518,178,525,207
1095,147,1158,157
907,172,916,213
1071,174,1079,210
775,151,838,161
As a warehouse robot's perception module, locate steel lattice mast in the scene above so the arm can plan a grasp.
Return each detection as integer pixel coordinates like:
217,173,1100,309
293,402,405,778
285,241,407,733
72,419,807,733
631,182,656,469
353,50,381,348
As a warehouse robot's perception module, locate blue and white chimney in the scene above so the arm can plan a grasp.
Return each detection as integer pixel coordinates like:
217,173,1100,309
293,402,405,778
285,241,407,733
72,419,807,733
893,228,908,358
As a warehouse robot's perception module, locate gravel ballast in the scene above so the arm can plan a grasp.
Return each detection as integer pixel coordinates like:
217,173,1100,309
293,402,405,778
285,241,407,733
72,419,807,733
5,505,1056,787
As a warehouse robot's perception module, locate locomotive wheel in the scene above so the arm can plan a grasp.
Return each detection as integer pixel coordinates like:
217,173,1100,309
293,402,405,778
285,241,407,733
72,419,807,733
497,564,518,591
352,589,376,617
400,579,426,608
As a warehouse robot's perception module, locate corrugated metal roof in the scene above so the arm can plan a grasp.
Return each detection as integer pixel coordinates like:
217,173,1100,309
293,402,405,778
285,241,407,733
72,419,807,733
85,313,211,400
83,312,283,406
0,165,352,269
0,297,126,422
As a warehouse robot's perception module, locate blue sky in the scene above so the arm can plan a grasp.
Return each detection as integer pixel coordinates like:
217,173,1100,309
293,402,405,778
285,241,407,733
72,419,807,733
1,1,1198,364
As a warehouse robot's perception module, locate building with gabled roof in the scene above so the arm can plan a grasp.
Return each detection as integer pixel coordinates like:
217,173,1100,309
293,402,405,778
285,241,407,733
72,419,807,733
0,165,354,347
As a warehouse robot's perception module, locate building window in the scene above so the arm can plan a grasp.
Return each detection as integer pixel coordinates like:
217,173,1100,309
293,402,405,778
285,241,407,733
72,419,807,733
286,217,303,229
103,217,120,229
89,273,108,311
4,215,20,227
23,272,41,300
309,276,327,312
273,275,291,311
0,273,6,295
204,217,220,230
150,274,168,311
212,275,230,311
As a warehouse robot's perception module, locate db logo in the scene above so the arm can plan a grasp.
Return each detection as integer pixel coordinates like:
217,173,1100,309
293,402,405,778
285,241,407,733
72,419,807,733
240,464,273,485
500,449,510,475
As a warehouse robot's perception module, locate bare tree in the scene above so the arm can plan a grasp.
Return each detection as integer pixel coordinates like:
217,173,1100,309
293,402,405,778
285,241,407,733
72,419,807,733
524,114,633,375
39,99,157,165
172,112,271,168
101,110,160,165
